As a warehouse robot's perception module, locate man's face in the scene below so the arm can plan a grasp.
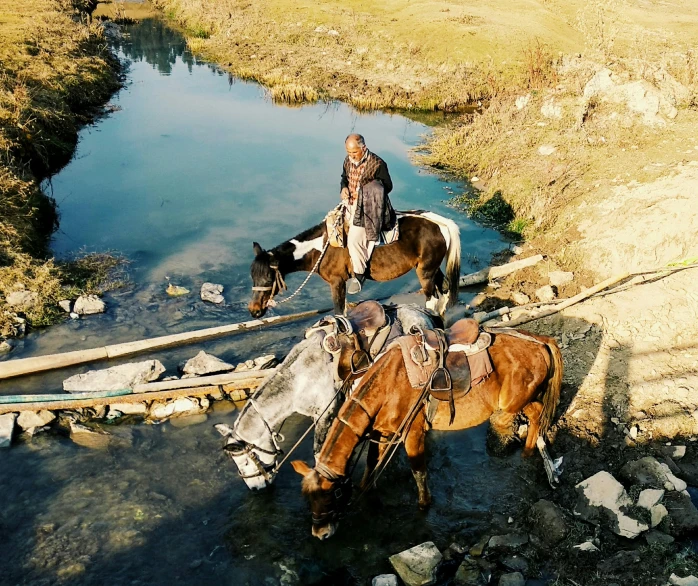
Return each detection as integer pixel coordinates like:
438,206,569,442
346,141,366,164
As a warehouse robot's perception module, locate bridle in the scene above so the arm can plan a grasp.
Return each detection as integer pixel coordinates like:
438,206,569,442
251,263,287,308
310,462,355,527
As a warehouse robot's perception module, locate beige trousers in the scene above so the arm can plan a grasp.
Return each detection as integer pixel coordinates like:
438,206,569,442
346,199,375,275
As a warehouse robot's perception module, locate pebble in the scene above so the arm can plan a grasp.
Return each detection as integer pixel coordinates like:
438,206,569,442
538,145,556,156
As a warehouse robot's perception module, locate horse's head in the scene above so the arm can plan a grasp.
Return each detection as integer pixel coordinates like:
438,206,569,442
215,419,282,490
249,242,283,318
292,460,352,540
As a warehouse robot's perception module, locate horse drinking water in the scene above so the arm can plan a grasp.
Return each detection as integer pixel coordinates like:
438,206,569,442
292,321,563,540
248,211,461,318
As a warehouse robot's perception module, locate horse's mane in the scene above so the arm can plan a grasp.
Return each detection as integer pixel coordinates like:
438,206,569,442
273,222,325,257
301,469,325,495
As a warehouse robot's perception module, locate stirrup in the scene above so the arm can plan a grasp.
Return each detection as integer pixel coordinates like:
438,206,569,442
347,277,362,295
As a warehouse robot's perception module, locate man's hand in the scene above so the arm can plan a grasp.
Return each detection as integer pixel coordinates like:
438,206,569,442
341,187,350,201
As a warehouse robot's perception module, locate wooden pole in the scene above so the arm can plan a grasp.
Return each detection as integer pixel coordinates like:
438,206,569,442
485,272,631,327
0,308,330,381
459,255,544,287
0,371,274,415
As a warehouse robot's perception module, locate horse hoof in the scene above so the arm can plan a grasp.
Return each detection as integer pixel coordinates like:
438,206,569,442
418,498,432,511
521,448,535,458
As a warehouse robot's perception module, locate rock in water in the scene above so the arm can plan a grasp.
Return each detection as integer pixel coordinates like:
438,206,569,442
17,410,55,430
389,541,443,586
0,339,16,355
170,413,208,428
200,282,225,304
180,351,235,376
63,360,165,392
73,295,106,315
166,283,189,297
499,573,525,586
372,575,399,586
574,471,648,538
69,422,111,450
0,413,17,448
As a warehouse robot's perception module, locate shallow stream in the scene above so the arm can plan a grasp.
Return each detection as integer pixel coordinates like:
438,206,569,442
0,17,536,586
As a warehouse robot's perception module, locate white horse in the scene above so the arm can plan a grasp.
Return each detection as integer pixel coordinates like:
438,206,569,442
215,304,436,489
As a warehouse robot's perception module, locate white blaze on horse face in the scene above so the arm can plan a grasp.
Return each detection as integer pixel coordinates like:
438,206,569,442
290,237,324,261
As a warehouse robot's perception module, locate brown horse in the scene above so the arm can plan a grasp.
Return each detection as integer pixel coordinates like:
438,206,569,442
248,211,461,318
292,326,563,539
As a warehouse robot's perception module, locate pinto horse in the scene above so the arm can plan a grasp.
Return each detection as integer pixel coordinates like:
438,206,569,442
292,326,563,540
248,211,460,318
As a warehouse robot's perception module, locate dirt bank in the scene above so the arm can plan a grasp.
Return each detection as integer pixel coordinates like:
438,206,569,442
0,0,122,336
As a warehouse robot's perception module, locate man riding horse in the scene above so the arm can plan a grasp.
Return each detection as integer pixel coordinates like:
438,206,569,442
340,134,397,295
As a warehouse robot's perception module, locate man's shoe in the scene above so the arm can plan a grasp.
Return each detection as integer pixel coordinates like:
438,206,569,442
347,274,365,295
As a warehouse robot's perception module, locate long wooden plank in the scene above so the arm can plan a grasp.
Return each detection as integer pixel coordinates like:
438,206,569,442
459,255,544,287
132,368,276,393
0,308,330,380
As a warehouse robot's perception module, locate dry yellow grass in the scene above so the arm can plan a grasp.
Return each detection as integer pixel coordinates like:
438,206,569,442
0,0,120,334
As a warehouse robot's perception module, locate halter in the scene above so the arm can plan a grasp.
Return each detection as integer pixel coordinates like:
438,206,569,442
251,264,287,299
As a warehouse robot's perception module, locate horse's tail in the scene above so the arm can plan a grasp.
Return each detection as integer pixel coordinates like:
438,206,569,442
421,212,461,308
540,339,563,435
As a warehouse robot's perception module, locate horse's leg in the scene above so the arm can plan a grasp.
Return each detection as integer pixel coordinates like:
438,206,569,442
404,415,431,509
416,264,440,312
522,401,543,457
487,409,517,456
359,441,388,491
330,279,346,315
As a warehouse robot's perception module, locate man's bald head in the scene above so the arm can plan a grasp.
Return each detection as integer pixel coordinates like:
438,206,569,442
345,134,367,163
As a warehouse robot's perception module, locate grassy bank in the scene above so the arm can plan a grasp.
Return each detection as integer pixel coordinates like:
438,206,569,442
0,0,122,336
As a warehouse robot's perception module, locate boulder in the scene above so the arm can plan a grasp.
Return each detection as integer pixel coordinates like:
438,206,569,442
180,351,235,376
662,491,698,537
574,471,649,538
469,536,489,557
528,499,568,545
498,573,524,586
6,290,39,310
0,413,17,448
63,360,165,392
372,575,399,586
535,285,556,303
108,403,147,415
150,402,175,419
644,529,674,546
670,575,698,586
487,533,528,551
17,410,55,430
620,456,687,491
0,339,16,355
200,282,225,304
651,504,668,527
637,488,664,510
389,541,443,586
73,295,106,315
58,300,73,313
549,271,574,288
453,558,486,586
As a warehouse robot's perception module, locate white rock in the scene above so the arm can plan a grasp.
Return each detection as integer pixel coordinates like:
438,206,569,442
200,282,225,304
5,290,39,310
549,271,574,287
328,29,339,36
573,541,599,552
389,541,442,586
173,397,199,414
58,300,73,313
0,413,17,448
574,471,649,538
108,402,147,415
314,25,327,33
541,98,562,118
512,292,530,305
63,360,165,392
511,245,524,255
150,402,175,419
651,503,668,528
583,68,614,99
663,445,687,460
372,576,399,586
70,312,79,320
538,145,556,156
637,488,664,510
17,410,55,430
670,574,698,586
0,339,16,355
515,94,531,110
181,351,235,376
535,285,556,303
73,295,106,315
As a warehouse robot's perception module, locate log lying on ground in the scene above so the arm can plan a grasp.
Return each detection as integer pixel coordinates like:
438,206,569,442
0,368,276,414
459,255,544,287
0,308,330,381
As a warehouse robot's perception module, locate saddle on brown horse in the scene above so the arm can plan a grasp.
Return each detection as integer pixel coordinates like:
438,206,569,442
389,318,494,425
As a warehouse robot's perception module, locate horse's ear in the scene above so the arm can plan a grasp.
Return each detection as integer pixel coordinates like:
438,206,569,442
291,460,312,477
252,242,264,256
